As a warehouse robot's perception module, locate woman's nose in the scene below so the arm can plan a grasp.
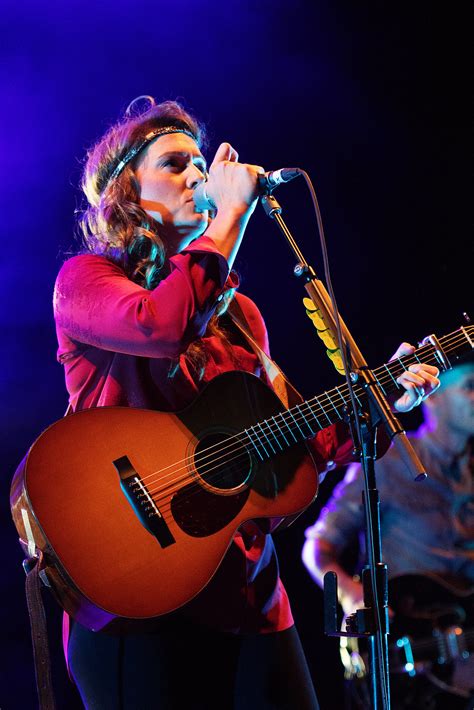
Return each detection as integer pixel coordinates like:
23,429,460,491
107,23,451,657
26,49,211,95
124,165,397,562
186,164,207,189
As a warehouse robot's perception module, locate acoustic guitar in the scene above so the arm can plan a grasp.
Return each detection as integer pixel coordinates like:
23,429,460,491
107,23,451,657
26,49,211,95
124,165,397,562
11,326,473,631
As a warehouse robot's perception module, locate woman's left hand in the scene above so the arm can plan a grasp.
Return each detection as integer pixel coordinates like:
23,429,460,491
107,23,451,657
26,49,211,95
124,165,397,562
390,342,440,413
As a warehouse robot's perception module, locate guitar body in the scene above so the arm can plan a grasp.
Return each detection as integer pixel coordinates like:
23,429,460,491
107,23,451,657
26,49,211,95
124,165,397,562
11,324,473,633
11,371,318,631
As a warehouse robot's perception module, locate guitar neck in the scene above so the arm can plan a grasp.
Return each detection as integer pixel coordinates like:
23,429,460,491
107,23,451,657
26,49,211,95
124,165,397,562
243,326,473,461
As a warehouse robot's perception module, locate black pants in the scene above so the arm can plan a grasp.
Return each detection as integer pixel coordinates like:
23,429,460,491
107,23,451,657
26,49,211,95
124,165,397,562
68,620,320,709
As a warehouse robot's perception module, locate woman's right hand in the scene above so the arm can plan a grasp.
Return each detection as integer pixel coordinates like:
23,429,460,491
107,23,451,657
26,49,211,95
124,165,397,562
203,142,264,268
205,142,264,217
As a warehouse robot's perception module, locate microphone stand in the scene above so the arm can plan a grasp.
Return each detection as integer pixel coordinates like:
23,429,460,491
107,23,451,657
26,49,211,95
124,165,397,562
260,191,427,710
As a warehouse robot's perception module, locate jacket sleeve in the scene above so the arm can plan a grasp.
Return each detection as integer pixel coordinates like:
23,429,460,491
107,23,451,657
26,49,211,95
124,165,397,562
307,422,356,478
54,236,238,360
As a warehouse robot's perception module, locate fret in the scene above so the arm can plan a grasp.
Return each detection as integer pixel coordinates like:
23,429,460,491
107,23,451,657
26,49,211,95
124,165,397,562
295,404,315,437
271,415,290,446
397,357,407,374
432,349,446,370
335,385,348,409
256,422,276,455
384,363,398,387
338,384,365,413
315,395,332,425
287,408,305,439
304,401,322,431
263,419,284,451
305,399,324,430
244,428,265,461
416,345,430,365
460,325,474,350
325,390,343,419
352,386,364,409
278,411,298,442
373,372,387,396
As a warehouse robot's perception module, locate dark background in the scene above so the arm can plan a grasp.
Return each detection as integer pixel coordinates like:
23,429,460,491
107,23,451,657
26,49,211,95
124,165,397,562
1,1,471,707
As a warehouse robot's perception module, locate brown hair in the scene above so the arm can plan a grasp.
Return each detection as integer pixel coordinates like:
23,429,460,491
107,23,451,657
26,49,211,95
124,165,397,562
78,99,236,376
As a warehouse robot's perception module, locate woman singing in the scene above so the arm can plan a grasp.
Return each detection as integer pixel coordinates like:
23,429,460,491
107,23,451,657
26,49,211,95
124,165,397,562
53,97,439,708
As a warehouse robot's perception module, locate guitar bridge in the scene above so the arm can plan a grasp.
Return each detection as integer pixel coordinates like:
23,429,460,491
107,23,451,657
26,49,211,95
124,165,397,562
113,455,175,548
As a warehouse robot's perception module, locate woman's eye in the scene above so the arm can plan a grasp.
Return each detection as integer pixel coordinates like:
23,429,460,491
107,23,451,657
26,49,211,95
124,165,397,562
162,160,182,171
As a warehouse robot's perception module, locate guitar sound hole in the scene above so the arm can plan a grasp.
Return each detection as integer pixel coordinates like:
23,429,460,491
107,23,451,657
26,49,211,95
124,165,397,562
194,432,252,492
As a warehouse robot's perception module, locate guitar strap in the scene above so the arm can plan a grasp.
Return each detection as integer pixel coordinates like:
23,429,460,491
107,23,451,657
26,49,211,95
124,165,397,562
20,403,75,707
227,299,304,409
23,551,57,709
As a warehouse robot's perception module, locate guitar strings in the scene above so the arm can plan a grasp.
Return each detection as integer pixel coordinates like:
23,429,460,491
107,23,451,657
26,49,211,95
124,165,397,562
406,629,474,654
148,330,466,494
149,332,469,521
137,333,467,517
145,335,467,519
139,335,449,494
137,332,466,505
144,333,470,524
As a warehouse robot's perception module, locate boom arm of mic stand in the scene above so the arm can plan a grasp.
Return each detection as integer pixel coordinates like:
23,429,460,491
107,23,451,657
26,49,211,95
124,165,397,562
260,192,427,482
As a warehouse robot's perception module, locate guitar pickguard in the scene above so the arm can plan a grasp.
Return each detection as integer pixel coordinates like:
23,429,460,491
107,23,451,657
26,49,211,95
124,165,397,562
171,483,250,537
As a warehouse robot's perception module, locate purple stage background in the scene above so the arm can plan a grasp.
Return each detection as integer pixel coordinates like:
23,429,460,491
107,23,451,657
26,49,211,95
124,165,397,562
1,1,470,707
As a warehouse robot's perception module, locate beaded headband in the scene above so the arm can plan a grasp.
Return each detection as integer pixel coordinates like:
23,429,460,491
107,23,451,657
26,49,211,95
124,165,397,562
107,125,197,185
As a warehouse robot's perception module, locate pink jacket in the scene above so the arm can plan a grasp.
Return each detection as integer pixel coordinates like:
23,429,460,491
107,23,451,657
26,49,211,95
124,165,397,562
54,235,353,634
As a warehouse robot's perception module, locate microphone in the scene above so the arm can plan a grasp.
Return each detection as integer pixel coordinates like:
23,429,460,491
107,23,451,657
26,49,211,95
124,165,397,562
262,167,302,189
193,167,302,212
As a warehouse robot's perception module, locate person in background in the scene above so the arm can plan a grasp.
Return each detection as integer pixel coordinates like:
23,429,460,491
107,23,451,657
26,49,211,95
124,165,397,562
302,355,474,709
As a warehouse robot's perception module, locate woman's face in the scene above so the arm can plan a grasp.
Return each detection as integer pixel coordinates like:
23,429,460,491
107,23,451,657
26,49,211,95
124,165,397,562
134,132,209,254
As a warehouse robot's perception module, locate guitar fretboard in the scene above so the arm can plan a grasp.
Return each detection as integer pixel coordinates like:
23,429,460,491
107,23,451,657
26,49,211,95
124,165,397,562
242,326,473,461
